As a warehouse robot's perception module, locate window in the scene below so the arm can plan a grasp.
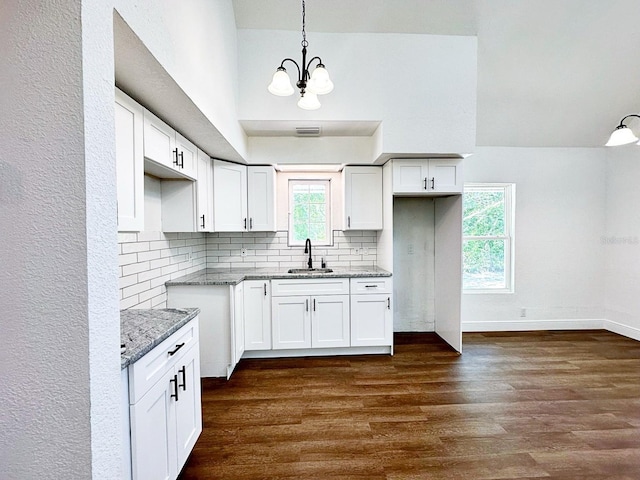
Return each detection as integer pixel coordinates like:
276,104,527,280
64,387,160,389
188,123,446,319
463,183,515,293
288,180,332,246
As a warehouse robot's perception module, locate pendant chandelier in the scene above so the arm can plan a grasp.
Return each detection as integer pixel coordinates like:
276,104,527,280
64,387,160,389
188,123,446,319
267,0,334,110
606,114,640,146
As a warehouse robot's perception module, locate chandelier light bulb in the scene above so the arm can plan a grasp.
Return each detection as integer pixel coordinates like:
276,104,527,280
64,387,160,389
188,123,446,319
297,91,321,110
307,65,334,95
605,125,638,146
268,68,294,96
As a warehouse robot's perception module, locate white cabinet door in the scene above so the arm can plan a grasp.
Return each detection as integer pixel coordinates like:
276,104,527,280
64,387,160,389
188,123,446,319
175,132,198,180
174,345,202,472
143,110,176,171
343,166,382,230
392,160,429,193
213,160,248,232
430,159,463,194
230,282,245,377
196,150,214,232
312,295,350,348
143,110,196,180
271,296,311,349
350,293,393,347
247,166,276,232
115,89,144,232
392,159,463,195
130,370,177,480
244,280,272,351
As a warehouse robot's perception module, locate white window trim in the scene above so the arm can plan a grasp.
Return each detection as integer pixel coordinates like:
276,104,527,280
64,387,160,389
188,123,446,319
288,179,333,247
463,183,516,294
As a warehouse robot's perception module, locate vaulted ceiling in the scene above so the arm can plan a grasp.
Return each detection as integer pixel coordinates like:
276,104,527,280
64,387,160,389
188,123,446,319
233,0,640,148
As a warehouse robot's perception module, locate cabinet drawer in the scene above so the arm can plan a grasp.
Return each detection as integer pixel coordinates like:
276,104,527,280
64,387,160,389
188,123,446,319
272,278,349,296
350,277,392,294
129,319,199,404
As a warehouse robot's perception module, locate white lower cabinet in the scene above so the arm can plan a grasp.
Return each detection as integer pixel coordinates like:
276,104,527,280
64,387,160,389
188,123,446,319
244,280,272,351
128,319,202,480
350,278,393,347
271,278,351,350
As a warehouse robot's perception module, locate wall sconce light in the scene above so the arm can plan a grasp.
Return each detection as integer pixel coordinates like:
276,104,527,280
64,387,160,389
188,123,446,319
606,114,640,146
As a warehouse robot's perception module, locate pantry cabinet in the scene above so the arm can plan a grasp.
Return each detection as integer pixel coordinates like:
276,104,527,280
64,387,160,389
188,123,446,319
392,158,463,194
343,166,383,230
115,89,144,232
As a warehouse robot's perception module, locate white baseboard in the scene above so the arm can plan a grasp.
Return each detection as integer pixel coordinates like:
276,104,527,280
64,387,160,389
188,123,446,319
463,318,640,343
462,318,606,332
603,320,640,342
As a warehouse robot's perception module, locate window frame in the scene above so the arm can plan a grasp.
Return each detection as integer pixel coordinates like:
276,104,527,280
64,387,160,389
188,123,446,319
462,182,516,294
287,179,333,247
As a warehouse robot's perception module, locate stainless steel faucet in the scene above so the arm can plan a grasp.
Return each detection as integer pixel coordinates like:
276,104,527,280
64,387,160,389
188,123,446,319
304,238,312,269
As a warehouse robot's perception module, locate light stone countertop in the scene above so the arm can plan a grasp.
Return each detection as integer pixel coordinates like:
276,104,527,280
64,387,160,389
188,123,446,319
120,308,200,369
165,266,392,287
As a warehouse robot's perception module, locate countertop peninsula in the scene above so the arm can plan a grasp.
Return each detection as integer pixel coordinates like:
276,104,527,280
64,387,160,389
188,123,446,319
120,308,200,369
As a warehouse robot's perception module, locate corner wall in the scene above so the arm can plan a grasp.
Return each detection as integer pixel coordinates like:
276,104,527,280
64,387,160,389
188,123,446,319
604,145,640,340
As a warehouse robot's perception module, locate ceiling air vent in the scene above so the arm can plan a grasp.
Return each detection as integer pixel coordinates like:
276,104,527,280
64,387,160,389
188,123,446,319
295,126,321,137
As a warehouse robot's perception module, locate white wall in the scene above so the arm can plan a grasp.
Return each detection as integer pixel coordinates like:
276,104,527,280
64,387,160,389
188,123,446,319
604,145,640,340
114,0,246,160
462,147,607,331
0,0,120,478
237,30,477,158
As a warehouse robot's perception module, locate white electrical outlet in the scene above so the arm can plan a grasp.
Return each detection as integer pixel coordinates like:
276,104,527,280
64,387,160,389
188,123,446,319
241,248,247,257
520,307,527,317
186,252,192,262
362,247,369,255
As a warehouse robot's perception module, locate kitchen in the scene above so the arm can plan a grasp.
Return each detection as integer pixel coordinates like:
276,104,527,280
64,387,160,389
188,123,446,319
3,1,640,479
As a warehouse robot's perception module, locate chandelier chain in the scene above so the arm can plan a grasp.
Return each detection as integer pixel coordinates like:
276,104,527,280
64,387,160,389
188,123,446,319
301,0,308,47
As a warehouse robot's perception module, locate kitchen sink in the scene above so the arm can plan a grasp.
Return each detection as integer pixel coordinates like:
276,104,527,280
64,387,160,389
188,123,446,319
287,268,334,274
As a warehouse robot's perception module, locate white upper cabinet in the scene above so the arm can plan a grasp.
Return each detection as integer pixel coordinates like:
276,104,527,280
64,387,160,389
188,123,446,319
343,166,383,230
213,160,276,232
247,166,276,232
392,159,463,195
115,89,144,232
143,110,196,180
196,150,214,232
213,160,248,232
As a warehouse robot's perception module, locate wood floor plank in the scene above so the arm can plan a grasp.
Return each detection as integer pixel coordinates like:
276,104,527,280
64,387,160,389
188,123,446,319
178,330,640,479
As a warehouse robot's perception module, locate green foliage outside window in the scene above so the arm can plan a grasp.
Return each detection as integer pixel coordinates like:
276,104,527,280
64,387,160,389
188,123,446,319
290,182,329,244
463,187,511,290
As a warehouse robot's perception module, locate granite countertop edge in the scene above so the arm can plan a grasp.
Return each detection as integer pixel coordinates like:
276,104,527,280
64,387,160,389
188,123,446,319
120,308,200,369
165,267,393,286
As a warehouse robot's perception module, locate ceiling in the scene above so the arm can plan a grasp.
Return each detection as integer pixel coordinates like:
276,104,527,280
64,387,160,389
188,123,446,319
233,0,640,148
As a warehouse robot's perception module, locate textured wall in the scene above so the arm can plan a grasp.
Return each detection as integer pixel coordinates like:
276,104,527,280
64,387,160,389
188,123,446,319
0,0,107,478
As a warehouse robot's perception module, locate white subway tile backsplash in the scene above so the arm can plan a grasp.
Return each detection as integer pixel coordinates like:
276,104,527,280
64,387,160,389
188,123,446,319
119,229,378,310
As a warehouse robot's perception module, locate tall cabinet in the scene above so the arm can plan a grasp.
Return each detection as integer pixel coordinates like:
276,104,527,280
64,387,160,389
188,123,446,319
115,89,144,232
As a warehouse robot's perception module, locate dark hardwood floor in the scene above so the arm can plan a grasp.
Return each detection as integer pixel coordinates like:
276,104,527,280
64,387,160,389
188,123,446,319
178,331,640,479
